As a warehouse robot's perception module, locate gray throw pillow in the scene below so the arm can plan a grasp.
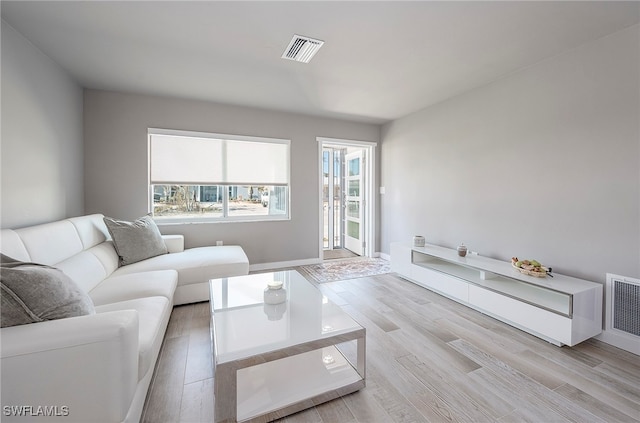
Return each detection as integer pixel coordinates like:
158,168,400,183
103,215,168,266
0,254,96,328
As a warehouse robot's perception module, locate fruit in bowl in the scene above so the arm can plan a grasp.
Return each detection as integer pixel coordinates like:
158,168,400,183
511,257,550,277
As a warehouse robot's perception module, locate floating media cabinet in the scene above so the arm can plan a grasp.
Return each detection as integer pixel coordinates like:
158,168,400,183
390,242,602,346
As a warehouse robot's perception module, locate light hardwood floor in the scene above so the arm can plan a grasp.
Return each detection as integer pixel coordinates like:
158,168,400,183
141,272,640,423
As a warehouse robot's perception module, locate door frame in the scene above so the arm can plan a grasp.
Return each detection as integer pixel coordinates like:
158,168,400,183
317,137,377,259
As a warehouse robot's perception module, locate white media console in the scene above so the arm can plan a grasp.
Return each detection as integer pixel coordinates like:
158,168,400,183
390,242,603,346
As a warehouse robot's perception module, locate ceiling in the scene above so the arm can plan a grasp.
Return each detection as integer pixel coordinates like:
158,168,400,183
2,1,639,124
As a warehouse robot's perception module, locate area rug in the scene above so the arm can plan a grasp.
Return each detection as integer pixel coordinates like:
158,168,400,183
297,257,391,283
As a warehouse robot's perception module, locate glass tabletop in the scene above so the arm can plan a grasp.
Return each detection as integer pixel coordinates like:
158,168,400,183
210,270,363,364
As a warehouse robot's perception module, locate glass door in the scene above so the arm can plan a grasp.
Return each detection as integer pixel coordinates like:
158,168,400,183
344,151,363,256
323,148,343,250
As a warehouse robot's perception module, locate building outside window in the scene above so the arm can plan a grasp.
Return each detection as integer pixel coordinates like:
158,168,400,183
148,129,290,222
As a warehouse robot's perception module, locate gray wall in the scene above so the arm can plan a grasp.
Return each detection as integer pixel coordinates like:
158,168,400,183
1,21,84,229
83,90,380,265
381,25,639,283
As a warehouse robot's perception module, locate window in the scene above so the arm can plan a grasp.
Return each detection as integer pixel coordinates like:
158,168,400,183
149,129,290,222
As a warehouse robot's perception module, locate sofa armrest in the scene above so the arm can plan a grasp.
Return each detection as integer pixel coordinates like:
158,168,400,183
162,234,184,253
1,311,139,422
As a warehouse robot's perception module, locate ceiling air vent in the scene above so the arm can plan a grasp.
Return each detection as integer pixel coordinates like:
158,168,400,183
282,35,324,63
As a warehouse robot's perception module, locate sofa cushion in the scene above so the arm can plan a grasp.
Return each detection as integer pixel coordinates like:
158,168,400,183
0,229,31,262
111,245,249,287
104,215,168,266
56,250,111,294
13,220,84,265
89,270,178,306
68,214,110,250
0,254,95,328
95,296,172,381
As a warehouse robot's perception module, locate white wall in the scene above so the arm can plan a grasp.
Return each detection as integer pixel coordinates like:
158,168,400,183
1,21,84,229
381,25,639,283
83,90,380,265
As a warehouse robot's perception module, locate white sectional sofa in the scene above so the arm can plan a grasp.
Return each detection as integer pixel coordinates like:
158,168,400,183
0,214,249,422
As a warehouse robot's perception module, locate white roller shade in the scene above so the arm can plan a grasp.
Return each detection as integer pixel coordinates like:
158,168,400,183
226,140,289,185
150,134,224,184
149,131,289,185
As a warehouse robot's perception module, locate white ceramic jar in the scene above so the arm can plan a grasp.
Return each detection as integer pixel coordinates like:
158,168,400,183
264,285,287,305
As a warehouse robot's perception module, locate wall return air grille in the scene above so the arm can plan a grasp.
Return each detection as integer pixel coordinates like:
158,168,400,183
598,273,640,355
282,35,324,63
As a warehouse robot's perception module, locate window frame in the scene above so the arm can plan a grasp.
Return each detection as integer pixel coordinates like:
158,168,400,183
148,128,291,224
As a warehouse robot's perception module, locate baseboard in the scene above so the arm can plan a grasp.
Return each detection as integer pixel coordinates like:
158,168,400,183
378,252,390,261
249,258,322,272
595,332,640,356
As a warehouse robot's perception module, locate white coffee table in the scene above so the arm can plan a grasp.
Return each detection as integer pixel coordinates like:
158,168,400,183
209,270,366,423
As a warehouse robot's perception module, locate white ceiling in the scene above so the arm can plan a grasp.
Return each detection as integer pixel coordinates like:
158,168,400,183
2,1,639,124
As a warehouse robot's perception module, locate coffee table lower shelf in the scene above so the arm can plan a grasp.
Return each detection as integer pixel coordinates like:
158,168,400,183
221,345,364,422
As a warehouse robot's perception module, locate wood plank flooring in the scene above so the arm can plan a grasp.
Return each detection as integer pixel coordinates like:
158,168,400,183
141,272,640,423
